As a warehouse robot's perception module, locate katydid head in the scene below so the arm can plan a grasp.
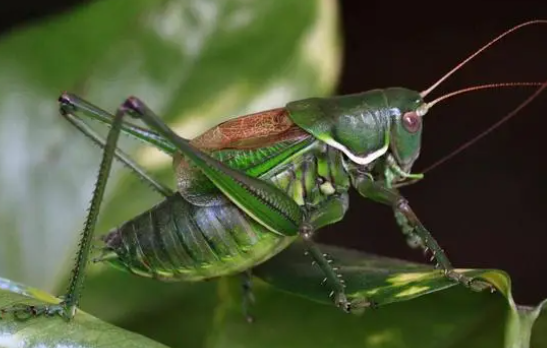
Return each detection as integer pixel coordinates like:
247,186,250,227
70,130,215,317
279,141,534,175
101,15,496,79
287,86,429,172
382,87,429,172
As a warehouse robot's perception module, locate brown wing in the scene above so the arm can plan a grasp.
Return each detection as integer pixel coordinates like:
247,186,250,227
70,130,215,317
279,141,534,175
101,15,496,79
190,107,308,150
173,107,309,206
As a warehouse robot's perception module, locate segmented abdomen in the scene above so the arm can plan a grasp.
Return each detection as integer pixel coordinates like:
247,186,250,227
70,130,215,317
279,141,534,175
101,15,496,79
102,139,351,281
102,193,295,281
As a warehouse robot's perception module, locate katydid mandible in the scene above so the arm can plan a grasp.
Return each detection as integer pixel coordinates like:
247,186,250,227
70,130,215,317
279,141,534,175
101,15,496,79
2,20,547,322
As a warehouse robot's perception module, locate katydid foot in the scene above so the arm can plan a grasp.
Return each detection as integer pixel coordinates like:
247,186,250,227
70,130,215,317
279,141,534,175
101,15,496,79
444,270,497,293
0,302,72,321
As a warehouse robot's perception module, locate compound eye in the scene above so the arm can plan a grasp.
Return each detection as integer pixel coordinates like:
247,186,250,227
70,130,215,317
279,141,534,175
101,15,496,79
402,111,421,133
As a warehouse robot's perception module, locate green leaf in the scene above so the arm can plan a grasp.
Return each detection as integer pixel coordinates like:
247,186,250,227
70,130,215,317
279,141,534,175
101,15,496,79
247,242,546,348
209,279,508,348
0,277,169,347
254,241,496,306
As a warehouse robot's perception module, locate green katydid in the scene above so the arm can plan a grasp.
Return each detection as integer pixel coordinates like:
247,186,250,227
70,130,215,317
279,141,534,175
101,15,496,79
1,20,546,323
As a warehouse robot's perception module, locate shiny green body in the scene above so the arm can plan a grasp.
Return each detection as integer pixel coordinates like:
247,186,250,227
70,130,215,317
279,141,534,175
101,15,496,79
101,88,425,282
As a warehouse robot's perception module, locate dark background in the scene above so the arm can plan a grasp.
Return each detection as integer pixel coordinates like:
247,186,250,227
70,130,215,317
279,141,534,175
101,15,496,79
1,1,547,305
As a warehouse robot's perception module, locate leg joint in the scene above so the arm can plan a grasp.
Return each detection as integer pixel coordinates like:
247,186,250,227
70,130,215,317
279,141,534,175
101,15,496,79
122,96,146,117
299,222,314,241
394,197,409,211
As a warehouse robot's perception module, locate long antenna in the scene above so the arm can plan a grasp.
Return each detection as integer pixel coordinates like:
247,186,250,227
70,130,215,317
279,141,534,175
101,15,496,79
426,82,543,108
422,80,547,173
420,20,547,98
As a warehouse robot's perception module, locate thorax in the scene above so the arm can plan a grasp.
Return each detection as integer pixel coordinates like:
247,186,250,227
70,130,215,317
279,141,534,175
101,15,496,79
260,141,351,209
